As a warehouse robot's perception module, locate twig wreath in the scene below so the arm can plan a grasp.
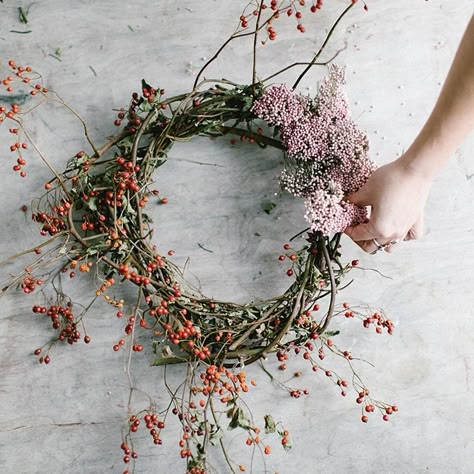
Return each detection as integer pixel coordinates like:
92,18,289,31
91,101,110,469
0,1,398,473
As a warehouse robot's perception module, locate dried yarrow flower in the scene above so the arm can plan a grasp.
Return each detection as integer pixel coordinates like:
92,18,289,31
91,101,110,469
252,64,376,235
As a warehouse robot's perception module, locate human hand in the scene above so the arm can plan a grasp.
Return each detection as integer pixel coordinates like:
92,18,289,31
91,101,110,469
344,155,433,254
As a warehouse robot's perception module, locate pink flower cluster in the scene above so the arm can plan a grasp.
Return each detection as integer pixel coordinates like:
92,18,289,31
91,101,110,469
251,65,376,235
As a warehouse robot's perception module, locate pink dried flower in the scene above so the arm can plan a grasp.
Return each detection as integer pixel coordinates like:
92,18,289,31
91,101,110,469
304,185,368,235
252,65,376,235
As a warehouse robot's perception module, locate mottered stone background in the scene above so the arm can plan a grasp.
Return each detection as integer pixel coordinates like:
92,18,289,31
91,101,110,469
0,1,473,473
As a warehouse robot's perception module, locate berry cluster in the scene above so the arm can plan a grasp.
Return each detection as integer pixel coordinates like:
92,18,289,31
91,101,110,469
0,60,48,177
357,387,398,423
32,303,81,342
114,84,166,130
21,273,41,294
120,440,138,472
31,301,90,363
342,302,394,335
239,0,326,42
32,206,69,236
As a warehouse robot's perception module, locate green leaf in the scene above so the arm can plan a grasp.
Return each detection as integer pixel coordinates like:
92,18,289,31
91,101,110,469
117,135,135,154
209,426,224,446
264,414,276,434
241,96,254,112
87,196,98,211
18,6,29,24
86,247,99,257
262,201,277,215
228,407,251,430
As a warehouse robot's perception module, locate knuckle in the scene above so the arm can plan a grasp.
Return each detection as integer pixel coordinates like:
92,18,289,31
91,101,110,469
377,228,392,240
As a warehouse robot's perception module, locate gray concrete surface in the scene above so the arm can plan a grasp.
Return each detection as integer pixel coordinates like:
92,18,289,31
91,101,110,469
0,1,473,473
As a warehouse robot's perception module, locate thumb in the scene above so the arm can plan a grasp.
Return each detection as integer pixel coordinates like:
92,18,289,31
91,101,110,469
346,186,371,207
344,222,375,242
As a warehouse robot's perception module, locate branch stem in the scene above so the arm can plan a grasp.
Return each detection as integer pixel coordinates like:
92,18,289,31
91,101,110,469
292,2,354,89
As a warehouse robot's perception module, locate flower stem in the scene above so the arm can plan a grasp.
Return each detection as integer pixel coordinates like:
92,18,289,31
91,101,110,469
317,241,336,333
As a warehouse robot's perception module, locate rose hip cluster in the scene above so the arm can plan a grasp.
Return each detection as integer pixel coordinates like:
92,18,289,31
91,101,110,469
114,84,166,130
32,303,78,340
269,293,397,423
0,60,49,177
21,272,42,294
342,303,394,335
32,205,69,236
119,411,166,474
239,0,325,42
32,302,90,363
238,1,367,43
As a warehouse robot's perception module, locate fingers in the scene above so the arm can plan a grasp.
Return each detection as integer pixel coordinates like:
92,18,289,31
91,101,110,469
351,238,379,254
405,214,424,240
345,222,408,255
384,239,402,253
345,235,395,255
346,221,423,254
344,222,375,242
345,187,371,207
345,223,388,254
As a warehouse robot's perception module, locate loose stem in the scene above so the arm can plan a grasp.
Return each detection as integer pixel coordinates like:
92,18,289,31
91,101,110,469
252,1,264,87
293,2,355,89
262,47,347,84
317,242,336,334
210,397,236,474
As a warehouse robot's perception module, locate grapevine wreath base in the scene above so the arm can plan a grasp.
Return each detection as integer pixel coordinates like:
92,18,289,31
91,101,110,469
0,1,398,473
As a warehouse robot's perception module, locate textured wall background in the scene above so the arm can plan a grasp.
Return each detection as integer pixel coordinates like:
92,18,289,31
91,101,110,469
0,1,473,473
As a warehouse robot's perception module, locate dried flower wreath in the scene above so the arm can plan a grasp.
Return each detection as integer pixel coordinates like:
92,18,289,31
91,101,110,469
0,1,398,473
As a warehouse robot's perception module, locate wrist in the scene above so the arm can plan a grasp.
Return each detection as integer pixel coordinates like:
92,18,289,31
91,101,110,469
397,133,451,180
396,147,439,183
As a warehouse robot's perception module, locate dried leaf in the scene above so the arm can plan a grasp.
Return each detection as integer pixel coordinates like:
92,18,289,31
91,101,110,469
209,426,224,446
228,407,251,430
264,414,276,433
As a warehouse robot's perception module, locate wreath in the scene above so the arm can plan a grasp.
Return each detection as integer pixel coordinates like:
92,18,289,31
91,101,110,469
0,2,397,473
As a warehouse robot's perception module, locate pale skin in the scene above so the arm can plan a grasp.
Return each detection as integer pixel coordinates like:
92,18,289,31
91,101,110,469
345,14,474,254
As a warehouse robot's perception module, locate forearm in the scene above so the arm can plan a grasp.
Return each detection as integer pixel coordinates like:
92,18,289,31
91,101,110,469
400,14,474,178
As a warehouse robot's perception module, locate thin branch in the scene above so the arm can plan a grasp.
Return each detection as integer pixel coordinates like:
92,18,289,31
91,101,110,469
210,398,236,474
193,12,279,89
317,242,336,334
252,1,264,86
262,46,347,84
293,2,355,89
45,93,100,156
